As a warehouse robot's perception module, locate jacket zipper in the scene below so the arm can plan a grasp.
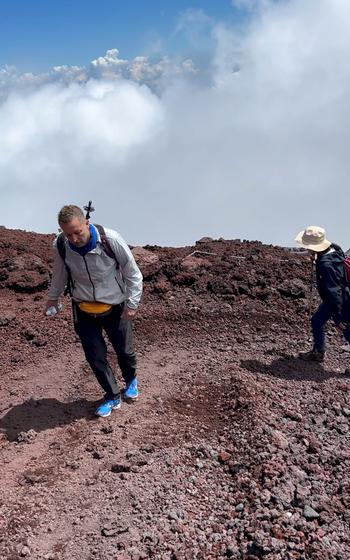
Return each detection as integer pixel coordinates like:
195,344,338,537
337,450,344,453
83,256,96,300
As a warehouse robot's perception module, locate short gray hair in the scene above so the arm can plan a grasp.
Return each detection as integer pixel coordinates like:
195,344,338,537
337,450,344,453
58,205,85,225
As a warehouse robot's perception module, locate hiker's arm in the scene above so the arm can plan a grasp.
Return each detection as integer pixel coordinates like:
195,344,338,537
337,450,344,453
321,265,344,323
109,233,143,310
47,242,68,302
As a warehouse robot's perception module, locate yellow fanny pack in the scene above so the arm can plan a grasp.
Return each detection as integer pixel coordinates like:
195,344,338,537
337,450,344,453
78,301,113,316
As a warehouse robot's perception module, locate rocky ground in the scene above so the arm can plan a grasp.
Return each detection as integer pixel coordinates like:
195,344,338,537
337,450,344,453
0,225,349,560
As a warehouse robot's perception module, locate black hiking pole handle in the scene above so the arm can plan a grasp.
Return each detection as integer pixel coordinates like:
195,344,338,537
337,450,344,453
84,201,95,220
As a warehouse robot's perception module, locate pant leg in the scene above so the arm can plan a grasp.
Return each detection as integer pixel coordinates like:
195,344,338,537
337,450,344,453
102,305,137,385
311,303,332,352
73,305,120,399
343,321,350,345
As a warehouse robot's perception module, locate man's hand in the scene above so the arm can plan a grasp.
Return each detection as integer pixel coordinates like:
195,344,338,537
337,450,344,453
44,299,59,314
121,306,137,320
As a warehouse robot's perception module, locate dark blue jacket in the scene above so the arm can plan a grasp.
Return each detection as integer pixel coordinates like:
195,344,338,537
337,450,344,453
316,243,350,324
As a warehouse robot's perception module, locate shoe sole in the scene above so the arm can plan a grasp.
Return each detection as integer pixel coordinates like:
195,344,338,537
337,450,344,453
96,402,121,417
96,410,112,418
122,393,138,401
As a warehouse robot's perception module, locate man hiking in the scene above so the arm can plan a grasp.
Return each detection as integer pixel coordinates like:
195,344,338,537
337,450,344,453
295,226,350,367
45,204,143,417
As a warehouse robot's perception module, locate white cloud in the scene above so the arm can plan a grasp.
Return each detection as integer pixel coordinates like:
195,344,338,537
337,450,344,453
1,0,350,249
174,8,213,37
0,80,163,165
0,49,196,98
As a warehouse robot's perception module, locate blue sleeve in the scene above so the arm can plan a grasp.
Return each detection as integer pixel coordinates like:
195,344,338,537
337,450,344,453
321,264,344,323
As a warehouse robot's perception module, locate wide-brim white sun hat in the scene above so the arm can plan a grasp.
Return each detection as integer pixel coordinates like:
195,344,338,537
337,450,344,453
295,226,331,252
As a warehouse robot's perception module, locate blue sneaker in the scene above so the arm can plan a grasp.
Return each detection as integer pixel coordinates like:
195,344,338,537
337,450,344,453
123,378,138,400
95,397,121,417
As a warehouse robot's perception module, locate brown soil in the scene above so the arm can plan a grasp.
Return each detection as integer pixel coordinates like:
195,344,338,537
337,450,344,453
0,226,349,560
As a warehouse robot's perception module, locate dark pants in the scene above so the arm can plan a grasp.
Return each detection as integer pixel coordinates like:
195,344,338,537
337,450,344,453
73,303,136,399
311,303,350,352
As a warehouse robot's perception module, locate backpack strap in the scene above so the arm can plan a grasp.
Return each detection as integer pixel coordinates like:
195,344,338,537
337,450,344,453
94,224,119,268
56,232,66,262
56,232,73,296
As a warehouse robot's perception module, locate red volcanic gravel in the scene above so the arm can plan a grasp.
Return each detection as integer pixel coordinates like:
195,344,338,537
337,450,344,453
0,226,350,559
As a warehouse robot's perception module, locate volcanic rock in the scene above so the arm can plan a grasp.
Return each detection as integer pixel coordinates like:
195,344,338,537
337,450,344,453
132,247,161,279
0,226,349,559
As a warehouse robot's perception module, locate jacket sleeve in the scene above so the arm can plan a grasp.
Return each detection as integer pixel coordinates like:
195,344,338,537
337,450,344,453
319,263,344,323
47,240,68,300
109,232,143,309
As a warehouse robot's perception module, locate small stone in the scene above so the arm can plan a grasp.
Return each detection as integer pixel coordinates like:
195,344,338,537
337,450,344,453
32,337,47,347
142,532,155,543
111,464,131,473
92,450,104,459
17,429,37,443
11,355,22,363
303,505,319,520
65,460,80,470
284,409,303,422
140,444,155,453
271,430,289,450
101,525,129,537
307,434,321,453
101,424,114,434
218,451,232,463
0,313,15,326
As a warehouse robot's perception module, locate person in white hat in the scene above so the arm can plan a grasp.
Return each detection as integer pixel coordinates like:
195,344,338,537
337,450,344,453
295,226,350,364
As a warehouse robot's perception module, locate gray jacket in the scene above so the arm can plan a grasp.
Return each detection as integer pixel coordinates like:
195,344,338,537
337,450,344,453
48,226,143,309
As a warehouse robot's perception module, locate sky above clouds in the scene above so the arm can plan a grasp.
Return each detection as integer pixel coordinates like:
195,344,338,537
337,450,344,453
0,0,350,248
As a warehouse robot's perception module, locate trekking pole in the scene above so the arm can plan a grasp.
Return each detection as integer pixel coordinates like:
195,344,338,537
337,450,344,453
84,200,95,220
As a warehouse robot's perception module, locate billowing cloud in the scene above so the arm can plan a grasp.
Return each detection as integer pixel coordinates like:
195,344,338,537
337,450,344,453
0,49,196,99
1,0,350,249
0,80,163,165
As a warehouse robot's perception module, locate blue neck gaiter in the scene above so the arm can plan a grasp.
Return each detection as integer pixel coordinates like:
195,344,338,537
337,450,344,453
68,224,97,256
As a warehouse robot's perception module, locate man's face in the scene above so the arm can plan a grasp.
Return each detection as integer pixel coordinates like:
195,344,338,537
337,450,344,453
60,217,90,247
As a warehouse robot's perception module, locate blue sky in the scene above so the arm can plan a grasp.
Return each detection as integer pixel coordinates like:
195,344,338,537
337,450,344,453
0,0,240,72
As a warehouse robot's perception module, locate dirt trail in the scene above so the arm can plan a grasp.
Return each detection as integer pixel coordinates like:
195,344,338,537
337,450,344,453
0,338,232,559
1,227,350,559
